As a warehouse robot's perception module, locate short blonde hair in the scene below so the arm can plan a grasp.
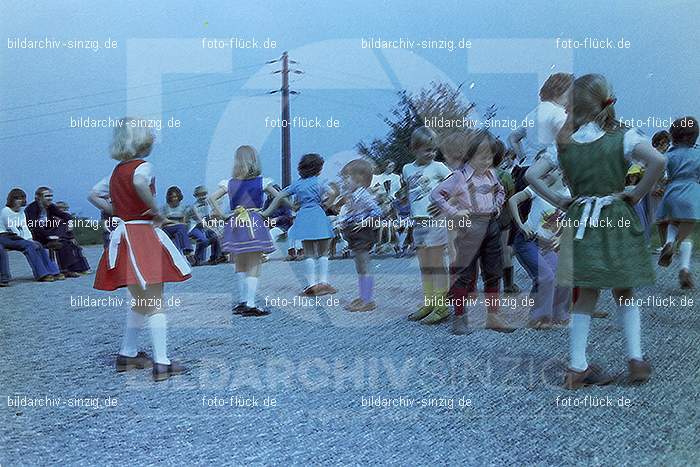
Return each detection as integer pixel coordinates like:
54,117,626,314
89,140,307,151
409,126,438,152
110,117,155,161
233,145,261,179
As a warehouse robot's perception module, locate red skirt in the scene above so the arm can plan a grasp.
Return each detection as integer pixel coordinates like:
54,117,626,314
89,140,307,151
94,222,191,291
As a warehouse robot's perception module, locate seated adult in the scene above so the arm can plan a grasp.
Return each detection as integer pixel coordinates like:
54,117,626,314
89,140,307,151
24,186,90,277
161,185,195,263
0,188,63,282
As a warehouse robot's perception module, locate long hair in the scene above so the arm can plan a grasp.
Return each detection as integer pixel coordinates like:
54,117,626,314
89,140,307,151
557,74,626,147
233,145,261,179
6,188,27,208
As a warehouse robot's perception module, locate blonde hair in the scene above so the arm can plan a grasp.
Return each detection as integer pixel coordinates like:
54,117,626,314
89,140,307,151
409,126,438,152
233,145,261,179
110,117,155,161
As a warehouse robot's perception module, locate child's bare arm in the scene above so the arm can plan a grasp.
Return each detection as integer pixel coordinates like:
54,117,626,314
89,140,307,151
622,143,666,204
525,157,572,210
261,190,290,218
208,186,228,218
508,189,534,237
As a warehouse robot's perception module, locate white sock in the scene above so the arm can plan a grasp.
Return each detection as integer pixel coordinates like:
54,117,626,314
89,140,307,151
569,313,591,372
620,304,643,361
318,256,329,284
666,224,678,245
246,276,258,307
304,258,316,286
236,272,246,303
119,309,145,357
679,241,693,271
148,313,170,365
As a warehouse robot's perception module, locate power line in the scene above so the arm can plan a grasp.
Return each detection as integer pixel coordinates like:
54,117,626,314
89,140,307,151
0,91,273,142
0,75,257,124
1,62,270,112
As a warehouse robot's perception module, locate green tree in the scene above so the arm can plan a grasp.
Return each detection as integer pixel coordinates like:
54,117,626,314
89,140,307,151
357,81,476,170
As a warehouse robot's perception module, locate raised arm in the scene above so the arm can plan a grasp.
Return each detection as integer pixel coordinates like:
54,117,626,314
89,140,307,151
508,189,534,238
207,186,228,218
260,189,290,218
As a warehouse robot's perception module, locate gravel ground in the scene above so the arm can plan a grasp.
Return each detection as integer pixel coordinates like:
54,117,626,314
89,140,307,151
1,245,698,466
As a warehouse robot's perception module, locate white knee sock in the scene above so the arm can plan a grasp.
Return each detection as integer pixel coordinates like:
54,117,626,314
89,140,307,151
679,241,693,271
569,313,591,372
620,304,643,361
318,256,329,284
148,313,170,365
236,272,246,303
305,258,316,286
119,309,145,357
246,276,258,307
666,224,678,245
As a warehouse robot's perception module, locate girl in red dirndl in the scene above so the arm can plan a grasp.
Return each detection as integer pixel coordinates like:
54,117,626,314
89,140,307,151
91,117,191,382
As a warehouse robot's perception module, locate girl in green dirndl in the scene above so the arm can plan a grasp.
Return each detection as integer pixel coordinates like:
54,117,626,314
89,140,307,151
526,74,665,390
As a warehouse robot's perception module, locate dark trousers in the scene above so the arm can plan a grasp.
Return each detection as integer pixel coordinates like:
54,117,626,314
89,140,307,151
190,226,221,263
0,245,9,282
53,240,90,273
450,216,503,314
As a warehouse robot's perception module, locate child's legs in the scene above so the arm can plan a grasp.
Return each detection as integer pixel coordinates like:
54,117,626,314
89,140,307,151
676,222,695,244
353,250,370,275
478,220,503,293
500,229,512,268
657,221,668,245
513,232,539,294
302,239,331,258
127,283,169,364
569,287,600,371
418,245,447,294
235,252,262,277
531,248,558,320
612,288,643,360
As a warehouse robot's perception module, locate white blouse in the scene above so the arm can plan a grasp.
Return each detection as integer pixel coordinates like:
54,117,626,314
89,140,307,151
0,206,33,240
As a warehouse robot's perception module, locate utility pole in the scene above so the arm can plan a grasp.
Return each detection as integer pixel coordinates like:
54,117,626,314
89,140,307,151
270,52,300,187
280,51,291,187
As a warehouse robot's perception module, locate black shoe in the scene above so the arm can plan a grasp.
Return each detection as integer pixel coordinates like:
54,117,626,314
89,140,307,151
116,352,153,372
0,281,10,287
241,306,271,317
152,361,186,382
233,302,248,314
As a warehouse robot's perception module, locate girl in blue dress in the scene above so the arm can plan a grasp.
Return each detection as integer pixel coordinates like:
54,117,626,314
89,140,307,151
656,116,700,289
210,145,279,317
262,153,336,296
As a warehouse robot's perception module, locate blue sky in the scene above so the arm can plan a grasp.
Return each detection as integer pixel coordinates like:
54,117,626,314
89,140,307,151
1,0,698,215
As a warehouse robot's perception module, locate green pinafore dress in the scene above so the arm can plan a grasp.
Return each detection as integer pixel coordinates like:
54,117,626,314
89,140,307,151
556,130,655,288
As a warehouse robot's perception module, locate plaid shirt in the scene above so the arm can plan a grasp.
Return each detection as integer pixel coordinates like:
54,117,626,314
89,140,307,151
337,187,382,229
430,163,505,217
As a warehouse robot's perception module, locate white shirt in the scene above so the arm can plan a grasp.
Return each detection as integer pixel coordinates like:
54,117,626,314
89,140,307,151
570,123,647,162
92,161,155,198
518,101,568,167
524,186,570,239
401,160,451,218
371,172,401,198
0,206,33,240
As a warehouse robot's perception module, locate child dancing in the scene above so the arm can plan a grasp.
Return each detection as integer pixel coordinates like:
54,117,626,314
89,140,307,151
209,145,278,317
262,153,336,296
655,116,700,289
527,74,665,389
93,117,192,382
403,126,452,325
337,159,382,311
431,129,510,335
